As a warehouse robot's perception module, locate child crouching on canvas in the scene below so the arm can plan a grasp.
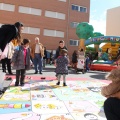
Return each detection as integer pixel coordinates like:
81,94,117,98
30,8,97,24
101,68,120,98
56,49,69,86
11,39,31,86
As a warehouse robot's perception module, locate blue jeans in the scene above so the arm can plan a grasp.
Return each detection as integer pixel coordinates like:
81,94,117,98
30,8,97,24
33,54,43,72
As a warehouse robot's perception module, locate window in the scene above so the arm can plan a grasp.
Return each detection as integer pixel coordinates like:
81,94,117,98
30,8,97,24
19,6,42,16
44,29,55,36
45,11,65,20
0,3,15,11
22,27,29,34
72,5,79,11
56,31,64,37
70,40,79,46
29,27,40,35
44,29,64,38
70,22,79,28
22,27,40,35
57,13,65,19
58,0,66,2
71,4,87,13
80,7,87,12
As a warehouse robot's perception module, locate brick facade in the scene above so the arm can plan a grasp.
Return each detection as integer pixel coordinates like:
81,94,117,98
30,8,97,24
0,0,90,57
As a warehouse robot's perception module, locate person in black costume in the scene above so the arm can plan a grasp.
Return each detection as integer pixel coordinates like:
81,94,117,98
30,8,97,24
0,22,23,51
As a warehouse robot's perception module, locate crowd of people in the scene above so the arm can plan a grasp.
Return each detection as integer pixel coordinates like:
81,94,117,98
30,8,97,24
72,49,93,72
0,22,120,119
0,22,69,87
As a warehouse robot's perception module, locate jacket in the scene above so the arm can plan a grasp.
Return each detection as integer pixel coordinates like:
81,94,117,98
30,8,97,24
56,56,68,74
0,42,14,60
101,81,120,97
7,42,14,59
0,44,8,60
0,24,18,51
31,43,44,58
11,46,30,70
54,46,67,59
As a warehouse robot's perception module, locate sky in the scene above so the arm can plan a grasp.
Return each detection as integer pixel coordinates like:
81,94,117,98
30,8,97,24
90,0,120,35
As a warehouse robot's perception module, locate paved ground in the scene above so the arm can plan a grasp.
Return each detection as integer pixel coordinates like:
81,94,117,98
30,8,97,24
0,64,109,120
1,64,108,80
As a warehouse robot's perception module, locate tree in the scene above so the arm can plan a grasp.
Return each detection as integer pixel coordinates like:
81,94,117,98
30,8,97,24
93,32,104,52
76,22,94,50
93,32,104,37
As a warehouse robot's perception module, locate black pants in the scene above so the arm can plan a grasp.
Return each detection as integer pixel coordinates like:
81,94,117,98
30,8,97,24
104,97,120,120
1,58,12,73
16,69,26,85
30,55,33,63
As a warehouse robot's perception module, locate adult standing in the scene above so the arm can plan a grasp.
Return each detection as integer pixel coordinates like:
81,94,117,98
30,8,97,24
31,37,44,74
72,50,78,69
46,51,50,64
88,51,93,66
77,48,85,60
0,41,14,74
54,40,67,60
50,50,53,65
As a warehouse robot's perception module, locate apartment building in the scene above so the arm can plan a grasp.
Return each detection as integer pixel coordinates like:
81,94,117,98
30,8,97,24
0,0,90,57
106,6,120,36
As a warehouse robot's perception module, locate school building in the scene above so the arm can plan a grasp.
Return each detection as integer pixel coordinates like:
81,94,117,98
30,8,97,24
0,0,90,57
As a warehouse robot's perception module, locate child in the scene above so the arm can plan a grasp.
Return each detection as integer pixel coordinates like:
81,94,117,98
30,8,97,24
85,54,90,71
11,39,30,86
101,68,120,97
56,49,68,86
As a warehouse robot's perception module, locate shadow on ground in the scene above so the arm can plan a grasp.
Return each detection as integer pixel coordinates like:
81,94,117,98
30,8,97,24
89,72,107,80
